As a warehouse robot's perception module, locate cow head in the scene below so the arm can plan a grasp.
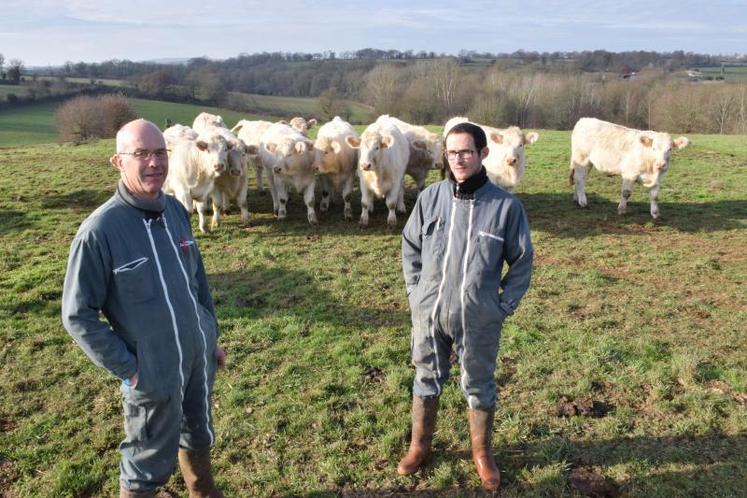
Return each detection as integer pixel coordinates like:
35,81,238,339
639,133,689,173
488,127,539,170
312,136,345,173
195,136,228,175
349,131,392,171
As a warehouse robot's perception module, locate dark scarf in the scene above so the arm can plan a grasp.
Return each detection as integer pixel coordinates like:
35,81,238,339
451,166,489,200
117,180,166,220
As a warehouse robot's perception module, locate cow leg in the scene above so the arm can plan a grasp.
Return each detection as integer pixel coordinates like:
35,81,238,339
649,183,661,219
236,180,251,227
396,183,406,214
209,190,222,230
255,163,265,193
267,171,280,218
342,175,354,221
320,176,331,213
276,179,288,220
618,178,634,215
386,188,400,229
572,163,590,207
304,180,318,225
195,199,210,233
359,177,371,228
413,170,426,191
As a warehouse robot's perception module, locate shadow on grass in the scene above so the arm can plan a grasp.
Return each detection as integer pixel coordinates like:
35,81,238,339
520,192,747,237
209,267,410,328
41,189,110,211
0,210,31,235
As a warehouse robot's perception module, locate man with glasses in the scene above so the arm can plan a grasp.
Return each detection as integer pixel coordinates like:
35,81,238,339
399,122,533,491
62,119,226,497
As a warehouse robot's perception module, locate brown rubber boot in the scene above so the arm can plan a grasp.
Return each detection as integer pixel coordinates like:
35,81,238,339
119,487,157,498
469,408,501,491
178,448,224,498
397,396,439,475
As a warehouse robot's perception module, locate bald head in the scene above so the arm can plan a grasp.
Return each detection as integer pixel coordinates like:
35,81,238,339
116,119,165,153
111,119,169,200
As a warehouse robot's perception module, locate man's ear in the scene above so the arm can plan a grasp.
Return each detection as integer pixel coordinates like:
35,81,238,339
480,146,489,160
110,154,122,171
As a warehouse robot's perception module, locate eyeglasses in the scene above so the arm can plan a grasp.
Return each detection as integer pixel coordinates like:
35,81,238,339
118,149,170,160
446,149,477,160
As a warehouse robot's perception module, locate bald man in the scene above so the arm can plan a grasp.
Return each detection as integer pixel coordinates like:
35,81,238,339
62,119,226,497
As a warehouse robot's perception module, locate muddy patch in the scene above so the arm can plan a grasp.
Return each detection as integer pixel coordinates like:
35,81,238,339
550,396,612,418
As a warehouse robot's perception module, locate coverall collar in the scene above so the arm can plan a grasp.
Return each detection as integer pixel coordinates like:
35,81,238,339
117,180,166,220
452,166,488,200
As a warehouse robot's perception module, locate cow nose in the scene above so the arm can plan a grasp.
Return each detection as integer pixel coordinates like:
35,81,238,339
507,157,517,166
215,163,225,172
274,166,282,174
657,162,668,171
361,163,371,171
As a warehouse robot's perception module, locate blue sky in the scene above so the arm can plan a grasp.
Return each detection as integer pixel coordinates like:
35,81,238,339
2,0,746,67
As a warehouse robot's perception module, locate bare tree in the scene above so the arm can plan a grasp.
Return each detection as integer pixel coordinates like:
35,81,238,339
709,86,736,134
431,59,459,116
7,59,24,84
365,64,402,114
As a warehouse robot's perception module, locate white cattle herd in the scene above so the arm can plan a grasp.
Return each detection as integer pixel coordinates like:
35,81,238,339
160,112,689,232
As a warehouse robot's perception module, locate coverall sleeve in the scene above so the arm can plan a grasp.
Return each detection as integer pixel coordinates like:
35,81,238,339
498,199,534,315
401,194,425,296
194,247,220,338
61,231,137,381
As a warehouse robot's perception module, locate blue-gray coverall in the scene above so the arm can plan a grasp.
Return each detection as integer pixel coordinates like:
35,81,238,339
62,182,219,491
402,178,533,410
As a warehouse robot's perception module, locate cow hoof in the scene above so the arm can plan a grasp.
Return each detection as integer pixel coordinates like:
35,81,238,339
344,213,353,222
617,207,627,215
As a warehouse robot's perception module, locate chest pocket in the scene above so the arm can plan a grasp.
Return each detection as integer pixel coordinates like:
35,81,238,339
113,257,156,304
474,229,505,274
420,216,447,282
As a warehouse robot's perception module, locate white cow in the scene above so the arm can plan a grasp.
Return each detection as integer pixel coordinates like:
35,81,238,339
192,112,227,134
312,116,359,221
162,134,229,233
232,119,273,192
163,124,198,142
289,117,318,136
379,115,444,191
570,117,689,219
443,117,538,190
260,122,318,224
346,117,409,228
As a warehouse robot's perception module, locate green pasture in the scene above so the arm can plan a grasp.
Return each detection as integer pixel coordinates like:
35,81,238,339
227,92,375,124
0,99,276,147
0,131,745,497
691,66,747,81
0,84,28,99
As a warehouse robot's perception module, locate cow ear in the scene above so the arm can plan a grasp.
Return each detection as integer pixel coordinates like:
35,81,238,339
489,131,504,144
346,136,361,149
639,135,653,147
196,140,208,151
330,140,342,154
308,118,317,128
265,143,277,153
246,144,258,155
673,137,690,149
381,135,394,148
524,132,539,145
412,139,427,150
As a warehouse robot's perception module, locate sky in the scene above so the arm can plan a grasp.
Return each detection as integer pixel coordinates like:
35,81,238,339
1,0,746,67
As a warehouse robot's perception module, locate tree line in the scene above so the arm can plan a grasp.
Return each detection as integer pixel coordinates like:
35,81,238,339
4,49,747,134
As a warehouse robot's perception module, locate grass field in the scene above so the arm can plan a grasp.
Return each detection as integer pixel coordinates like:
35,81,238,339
0,130,745,497
0,99,276,147
691,66,747,82
227,92,375,124
0,84,28,99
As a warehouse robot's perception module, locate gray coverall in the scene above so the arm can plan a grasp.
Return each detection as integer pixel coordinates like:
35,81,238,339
62,182,219,491
402,179,533,410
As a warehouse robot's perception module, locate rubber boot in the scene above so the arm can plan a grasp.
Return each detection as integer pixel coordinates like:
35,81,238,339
397,396,439,475
119,487,157,498
178,448,224,498
469,408,501,491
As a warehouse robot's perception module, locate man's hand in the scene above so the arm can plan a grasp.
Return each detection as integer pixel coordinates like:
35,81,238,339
215,345,226,369
129,373,138,387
